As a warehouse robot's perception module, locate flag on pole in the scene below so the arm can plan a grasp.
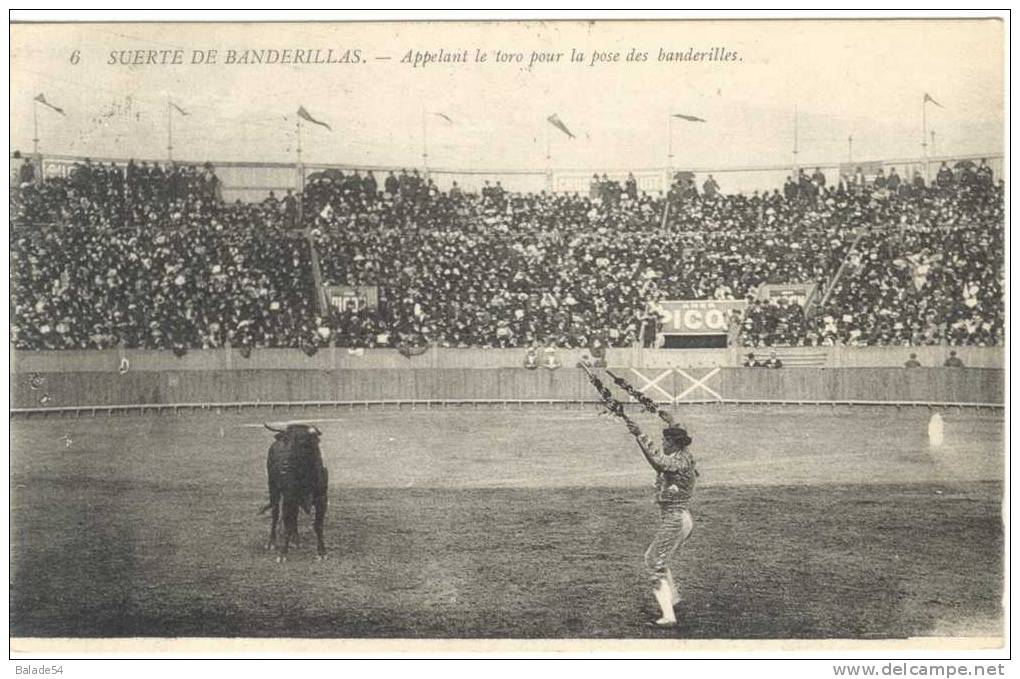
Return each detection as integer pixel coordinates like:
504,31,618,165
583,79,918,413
170,101,189,116
672,112,707,122
923,93,943,108
547,114,575,139
297,106,332,131
34,93,65,115
432,112,453,123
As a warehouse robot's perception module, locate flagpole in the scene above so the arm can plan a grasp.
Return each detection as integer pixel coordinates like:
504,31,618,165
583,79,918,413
296,117,304,194
421,102,429,177
921,96,928,181
167,99,173,162
848,135,853,163
32,99,39,157
792,104,799,170
667,114,674,169
545,122,552,192
930,130,936,162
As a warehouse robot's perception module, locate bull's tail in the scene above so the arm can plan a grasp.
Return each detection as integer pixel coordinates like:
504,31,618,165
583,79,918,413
258,502,273,515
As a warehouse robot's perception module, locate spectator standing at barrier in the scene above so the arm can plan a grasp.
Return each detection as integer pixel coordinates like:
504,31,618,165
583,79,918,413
943,350,965,367
764,350,783,368
523,346,539,369
742,352,761,368
904,353,922,368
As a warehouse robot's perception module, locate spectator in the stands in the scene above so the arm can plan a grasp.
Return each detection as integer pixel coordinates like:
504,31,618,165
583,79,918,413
904,353,922,368
937,161,954,188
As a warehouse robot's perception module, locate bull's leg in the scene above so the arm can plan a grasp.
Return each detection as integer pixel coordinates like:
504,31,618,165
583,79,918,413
277,500,299,563
313,494,327,559
266,488,280,551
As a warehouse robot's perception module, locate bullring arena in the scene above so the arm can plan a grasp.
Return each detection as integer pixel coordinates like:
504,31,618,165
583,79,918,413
10,343,1004,639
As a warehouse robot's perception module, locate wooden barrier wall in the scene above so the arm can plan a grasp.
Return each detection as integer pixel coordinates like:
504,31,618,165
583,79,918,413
11,346,1002,374
11,367,1003,410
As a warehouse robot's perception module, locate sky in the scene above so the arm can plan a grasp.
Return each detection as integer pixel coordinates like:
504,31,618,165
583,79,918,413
10,19,1005,173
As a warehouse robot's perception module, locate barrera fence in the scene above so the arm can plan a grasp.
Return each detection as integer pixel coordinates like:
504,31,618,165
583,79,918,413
10,364,1004,415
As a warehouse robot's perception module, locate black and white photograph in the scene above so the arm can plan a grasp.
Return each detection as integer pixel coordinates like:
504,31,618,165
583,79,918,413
7,13,1007,657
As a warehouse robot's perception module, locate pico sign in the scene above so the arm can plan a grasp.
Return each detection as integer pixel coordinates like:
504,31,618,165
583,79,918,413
655,300,747,335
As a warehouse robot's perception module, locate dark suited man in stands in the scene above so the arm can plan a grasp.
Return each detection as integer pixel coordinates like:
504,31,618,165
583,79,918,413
783,176,798,201
797,169,816,203
852,166,867,191
702,174,720,199
263,190,280,211
283,189,299,228
742,352,762,368
887,167,901,193
943,350,965,368
976,159,994,188
904,353,922,368
363,170,378,200
873,168,887,191
18,156,35,185
410,169,425,201
936,161,954,189
626,172,639,200
398,169,412,200
384,170,399,196
348,170,362,196
811,167,826,190
912,170,926,191
600,174,612,203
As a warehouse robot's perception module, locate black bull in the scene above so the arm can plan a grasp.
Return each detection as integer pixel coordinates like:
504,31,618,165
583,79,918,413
261,423,329,560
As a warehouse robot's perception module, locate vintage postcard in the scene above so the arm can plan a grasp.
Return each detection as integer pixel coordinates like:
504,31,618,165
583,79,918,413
8,15,1006,658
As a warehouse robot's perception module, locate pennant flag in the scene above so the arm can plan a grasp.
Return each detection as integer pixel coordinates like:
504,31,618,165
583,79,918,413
672,112,706,122
34,93,65,115
170,101,189,116
297,105,332,131
547,114,575,139
432,112,453,123
923,93,943,108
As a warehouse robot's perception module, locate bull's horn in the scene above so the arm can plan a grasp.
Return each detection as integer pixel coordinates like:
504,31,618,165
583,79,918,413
311,426,322,436
264,423,286,433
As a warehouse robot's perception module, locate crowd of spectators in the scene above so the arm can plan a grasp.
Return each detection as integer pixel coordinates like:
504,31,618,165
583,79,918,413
11,159,318,352
10,155,1004,352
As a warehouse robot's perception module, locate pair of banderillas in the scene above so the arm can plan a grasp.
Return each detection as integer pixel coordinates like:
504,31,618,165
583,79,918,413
579,363,676,426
